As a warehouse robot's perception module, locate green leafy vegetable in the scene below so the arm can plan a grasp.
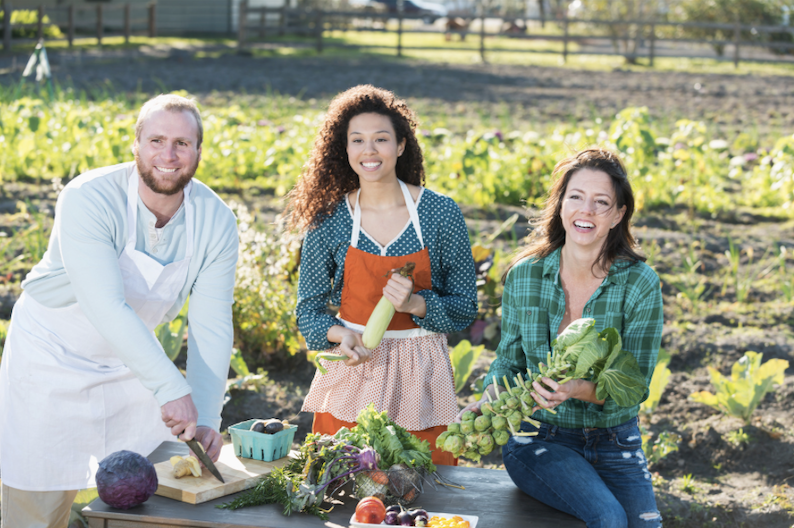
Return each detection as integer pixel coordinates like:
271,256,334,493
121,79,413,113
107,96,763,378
689,351,788,423
439,318,653,462
335,404,436,474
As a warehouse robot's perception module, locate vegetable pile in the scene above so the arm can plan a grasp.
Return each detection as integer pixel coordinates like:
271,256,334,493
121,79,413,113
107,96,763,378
219,404,436,516
438,318,649,462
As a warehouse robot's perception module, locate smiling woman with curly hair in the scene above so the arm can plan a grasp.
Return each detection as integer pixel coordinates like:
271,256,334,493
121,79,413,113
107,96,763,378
285,85,477,465
286,84,425,231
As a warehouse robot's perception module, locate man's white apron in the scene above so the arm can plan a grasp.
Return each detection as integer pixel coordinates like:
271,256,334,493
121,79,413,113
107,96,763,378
0,171,193,491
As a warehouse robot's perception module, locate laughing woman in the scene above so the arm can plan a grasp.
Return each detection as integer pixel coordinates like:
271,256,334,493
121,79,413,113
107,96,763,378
285,85,477,465
459,148,664,527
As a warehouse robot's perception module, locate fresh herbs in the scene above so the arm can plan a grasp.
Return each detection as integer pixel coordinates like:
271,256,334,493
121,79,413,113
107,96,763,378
218,436,378,517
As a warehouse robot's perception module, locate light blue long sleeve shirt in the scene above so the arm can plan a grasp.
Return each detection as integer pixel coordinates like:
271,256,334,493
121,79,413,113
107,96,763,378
21,162,239,431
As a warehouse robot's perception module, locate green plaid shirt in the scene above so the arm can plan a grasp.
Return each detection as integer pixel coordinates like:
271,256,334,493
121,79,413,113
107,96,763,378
485,247,663,429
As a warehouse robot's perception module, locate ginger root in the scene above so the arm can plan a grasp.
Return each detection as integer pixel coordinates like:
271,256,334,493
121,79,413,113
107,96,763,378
170,455,202,478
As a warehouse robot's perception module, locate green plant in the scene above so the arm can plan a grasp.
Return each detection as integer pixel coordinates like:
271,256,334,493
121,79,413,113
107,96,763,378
777,245,794,303
641,349,672,416
722,243,775,303
449,340,485,394
678,473,698,495
641,427,681,465
726,427,751,447
231,202,303,369
666,239,711,308
643,238,660,269
0,318,8,359
0,9,64,39
689,351,789,423
155,300,188,361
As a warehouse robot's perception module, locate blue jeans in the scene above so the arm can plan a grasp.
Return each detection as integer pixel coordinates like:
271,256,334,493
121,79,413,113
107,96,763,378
502,417,662,528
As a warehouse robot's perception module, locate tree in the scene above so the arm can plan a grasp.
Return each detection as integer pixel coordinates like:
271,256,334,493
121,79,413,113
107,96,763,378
670,0,790,56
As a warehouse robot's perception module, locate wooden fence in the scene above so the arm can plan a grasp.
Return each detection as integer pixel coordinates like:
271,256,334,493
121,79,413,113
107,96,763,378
237,3,794,67
1,1,156,50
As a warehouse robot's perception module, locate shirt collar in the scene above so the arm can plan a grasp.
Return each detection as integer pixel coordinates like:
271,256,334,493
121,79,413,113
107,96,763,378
542,245,633,285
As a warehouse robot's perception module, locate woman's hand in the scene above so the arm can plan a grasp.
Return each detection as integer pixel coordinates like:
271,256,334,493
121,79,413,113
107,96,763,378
453,398,484,423
338,332,373,367
383,273,426,318
531,377,601,409
453,383,505,422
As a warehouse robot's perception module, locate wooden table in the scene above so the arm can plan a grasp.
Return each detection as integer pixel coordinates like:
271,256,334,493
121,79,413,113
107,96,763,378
83,442,584,528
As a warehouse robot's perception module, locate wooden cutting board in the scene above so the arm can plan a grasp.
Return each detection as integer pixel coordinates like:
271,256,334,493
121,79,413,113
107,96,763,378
153,443,293,504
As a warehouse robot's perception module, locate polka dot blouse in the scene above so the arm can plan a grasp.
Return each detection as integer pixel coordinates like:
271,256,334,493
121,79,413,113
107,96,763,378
296,187,478,351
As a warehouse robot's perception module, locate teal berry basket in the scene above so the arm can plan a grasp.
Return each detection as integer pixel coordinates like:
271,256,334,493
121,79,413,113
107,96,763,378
229,419,297,462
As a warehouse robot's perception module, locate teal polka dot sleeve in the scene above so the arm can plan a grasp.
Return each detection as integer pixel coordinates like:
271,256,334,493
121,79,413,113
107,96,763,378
296,188,478,351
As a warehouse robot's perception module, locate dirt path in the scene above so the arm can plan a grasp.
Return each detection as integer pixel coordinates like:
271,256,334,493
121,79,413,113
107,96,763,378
1,47,793,131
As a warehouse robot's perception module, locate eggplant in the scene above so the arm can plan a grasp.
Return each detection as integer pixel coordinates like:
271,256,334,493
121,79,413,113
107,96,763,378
264,421,284,434
397,511,414,526
250,421,265,433
410,509,428,519
384,511,399,525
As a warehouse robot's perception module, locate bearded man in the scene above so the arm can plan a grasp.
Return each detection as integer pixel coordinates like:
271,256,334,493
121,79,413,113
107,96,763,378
0,94,238,527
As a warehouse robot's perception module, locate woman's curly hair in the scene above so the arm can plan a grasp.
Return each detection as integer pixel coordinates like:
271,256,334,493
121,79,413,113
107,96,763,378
285,85,425,232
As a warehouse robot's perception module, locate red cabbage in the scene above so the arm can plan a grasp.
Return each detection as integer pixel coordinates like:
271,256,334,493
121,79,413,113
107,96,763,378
96,450,158,510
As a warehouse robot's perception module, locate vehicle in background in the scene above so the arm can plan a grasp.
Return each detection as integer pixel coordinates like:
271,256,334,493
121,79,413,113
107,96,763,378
349,0,448,24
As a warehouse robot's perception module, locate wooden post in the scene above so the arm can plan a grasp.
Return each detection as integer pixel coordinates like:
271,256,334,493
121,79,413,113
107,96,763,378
238,0,246,49
148,2,156,38
562,12,569,63
259,8,265,39
538,0,545,28
67,4,73,47
36,5,43,41
648,22,655,66
96,4,103,45
479,1,485,62
397,0,403,57
2,0,10,52
279,3,286,36
315,8,323,54
124,4,131,44
733,19,740,68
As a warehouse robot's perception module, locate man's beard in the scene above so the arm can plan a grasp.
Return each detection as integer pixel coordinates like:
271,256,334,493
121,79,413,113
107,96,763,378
135,151,199,196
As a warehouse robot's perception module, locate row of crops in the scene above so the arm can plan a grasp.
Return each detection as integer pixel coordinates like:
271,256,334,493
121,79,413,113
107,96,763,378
1,87,793,216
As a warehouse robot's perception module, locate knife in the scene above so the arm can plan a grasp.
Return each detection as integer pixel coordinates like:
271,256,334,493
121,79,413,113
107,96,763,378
181,437,225,483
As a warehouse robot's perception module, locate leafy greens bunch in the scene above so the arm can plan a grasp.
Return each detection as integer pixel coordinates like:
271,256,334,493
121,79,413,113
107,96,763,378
218,435,378,518
439,318,649,462
335,403,436,474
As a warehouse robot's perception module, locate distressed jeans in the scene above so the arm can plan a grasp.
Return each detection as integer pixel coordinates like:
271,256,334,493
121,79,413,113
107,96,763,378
502,417,662,528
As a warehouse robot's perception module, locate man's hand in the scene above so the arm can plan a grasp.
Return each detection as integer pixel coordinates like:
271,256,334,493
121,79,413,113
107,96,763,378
161,394,198,439
192,426,223,464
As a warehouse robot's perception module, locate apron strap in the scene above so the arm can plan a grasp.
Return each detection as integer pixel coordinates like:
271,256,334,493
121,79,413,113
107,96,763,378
350,189,362,249
398,179,424,248
126,168,194,258
350,182,424,249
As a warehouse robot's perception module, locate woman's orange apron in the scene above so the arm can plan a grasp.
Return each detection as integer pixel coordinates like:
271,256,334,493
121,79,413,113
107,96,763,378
308,180,457,466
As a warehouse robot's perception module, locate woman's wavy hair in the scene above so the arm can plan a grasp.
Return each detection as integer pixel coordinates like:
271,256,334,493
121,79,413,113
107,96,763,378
504,147,645,281
285,85,425,232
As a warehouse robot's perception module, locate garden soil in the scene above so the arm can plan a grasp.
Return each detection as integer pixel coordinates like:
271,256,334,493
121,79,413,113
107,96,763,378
0,48,793,527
